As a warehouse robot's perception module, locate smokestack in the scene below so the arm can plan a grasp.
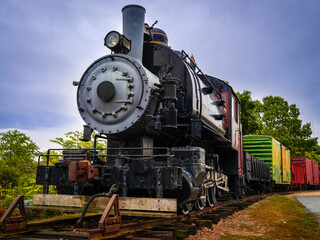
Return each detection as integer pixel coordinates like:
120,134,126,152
122,5,146,62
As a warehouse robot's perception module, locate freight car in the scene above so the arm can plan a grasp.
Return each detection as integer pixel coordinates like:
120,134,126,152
36,4,276,213
243,135,291,190
290,162,305,190
291,157,320,190
243,152,271,194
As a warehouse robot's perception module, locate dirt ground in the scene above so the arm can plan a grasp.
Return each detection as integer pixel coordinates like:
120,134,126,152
186,191,320,240
186,200,267,240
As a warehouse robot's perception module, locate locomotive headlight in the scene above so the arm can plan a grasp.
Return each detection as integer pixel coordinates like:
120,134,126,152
105,31,120,48
104,31,131,54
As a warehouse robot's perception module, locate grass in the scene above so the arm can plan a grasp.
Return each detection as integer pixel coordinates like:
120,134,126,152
221,195,320,240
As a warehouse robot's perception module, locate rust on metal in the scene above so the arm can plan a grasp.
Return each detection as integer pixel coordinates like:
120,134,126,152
89,194,121,239
68,160,95,182
0,195,27,232
1,193,269,239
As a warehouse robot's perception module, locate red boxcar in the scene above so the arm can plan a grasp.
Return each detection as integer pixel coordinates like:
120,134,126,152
291,157,320,189
291,163,305,190
312,161,319,185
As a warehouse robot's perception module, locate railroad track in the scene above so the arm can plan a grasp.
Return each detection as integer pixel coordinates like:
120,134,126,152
0,194,271,240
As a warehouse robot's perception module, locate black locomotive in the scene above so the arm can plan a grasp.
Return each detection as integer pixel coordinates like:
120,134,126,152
36,5,270,213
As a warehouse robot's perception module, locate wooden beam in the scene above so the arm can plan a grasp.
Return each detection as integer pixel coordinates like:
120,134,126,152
26,206,176,218
33,194,177,214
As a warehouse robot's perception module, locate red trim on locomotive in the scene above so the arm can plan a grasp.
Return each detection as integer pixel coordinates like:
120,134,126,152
221,91,229,128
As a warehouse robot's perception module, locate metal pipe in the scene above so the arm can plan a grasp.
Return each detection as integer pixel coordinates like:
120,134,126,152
76,184,118,226
122,4,146,62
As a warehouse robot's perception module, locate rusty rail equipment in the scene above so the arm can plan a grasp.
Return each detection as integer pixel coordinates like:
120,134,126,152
0,193,270,239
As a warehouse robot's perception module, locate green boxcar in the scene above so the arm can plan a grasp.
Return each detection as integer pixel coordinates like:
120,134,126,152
243,135,291,185
282,146,291,183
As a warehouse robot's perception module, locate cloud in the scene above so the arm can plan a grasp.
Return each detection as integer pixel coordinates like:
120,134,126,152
0,122,84,151
0,0,319,145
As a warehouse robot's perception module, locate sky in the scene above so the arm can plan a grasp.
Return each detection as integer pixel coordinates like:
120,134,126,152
0,0,320,150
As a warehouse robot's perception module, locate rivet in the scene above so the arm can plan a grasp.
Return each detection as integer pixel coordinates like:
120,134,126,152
128,84,134,88
128,92,134,97
86,98,91,103
102,113,106,118
122,105,128,111
87,86,91,91
113,66,117,71
112,112,117,118
122,72,127,76
92,75,96,80
101,67,106,72
129,77,133,82
92,107,97,113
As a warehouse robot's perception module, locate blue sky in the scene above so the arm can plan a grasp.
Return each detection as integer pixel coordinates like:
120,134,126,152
0,0,319,150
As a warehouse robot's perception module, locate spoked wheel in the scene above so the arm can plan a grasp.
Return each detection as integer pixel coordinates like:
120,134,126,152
206,186,217,207
181,203,192,215
195,195,206,211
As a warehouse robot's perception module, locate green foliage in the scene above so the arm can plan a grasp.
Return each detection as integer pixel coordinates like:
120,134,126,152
260,96,318,158
238,91,320,162
44,130,108,165
0,130,40,207
0,176,42,207
0,130,39,188
50,130,107,149
302,145,320,163
0,130,102,207
38,150,61,166
237,90,262,135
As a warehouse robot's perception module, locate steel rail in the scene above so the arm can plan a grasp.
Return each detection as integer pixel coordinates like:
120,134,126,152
0,193,272,239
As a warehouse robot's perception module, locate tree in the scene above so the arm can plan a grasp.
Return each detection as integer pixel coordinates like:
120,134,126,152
304,145,320,164
50,130,107,149
237,90,262,135
0,130,41,207
45,131,108,165
0,130,39,188
239,92,320,161
259,96,318,157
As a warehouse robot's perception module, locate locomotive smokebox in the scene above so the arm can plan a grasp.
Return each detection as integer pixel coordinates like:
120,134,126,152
122,5,146,62
76,4,159,136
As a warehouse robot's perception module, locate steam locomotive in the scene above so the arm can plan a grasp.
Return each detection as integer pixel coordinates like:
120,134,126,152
36,5,271,213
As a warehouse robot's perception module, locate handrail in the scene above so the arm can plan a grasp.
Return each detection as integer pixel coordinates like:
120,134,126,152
181,50,222,99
